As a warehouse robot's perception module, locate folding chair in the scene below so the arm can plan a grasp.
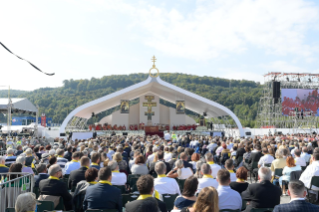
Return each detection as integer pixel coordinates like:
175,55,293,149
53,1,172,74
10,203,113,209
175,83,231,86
306,176,319,204
5,208,15,212
249,161,258,183
162,193,179,211
33,187,40,199
37,200,55,212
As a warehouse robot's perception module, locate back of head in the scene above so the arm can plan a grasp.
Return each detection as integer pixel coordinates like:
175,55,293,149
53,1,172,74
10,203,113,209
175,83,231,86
57,149,64,156
155,161,166,175
137,175,154,195
288,180,305,197
217,169,230,185
182,176,198,197
80,156,90,167
91,153,101,163
180,152,187,160
36,163,47,173
85,167,99,182
72,151,81,159
225,159,234,170
0,156,5,164
16,156,26,164
107,160,118,171
313,152,319,161
201,163,211,175
99,166,112,181
194,187,219,212
15,192,37,212
262,147,268,154
258,167,272,181
205,152,213,161
48,164,61,176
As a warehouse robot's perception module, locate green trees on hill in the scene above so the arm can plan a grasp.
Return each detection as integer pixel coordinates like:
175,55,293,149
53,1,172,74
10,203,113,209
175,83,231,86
0,73,263,127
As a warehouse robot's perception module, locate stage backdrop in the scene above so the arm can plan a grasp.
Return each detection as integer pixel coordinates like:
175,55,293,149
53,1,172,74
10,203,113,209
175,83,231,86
281,89,319,116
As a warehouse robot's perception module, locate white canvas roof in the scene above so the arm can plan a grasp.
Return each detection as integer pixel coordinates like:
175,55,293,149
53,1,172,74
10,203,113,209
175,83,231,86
0,98,38,112
60,75,244,136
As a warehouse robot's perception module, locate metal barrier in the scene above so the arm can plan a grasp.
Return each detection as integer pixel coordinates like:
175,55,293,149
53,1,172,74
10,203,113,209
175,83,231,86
0,172,34,212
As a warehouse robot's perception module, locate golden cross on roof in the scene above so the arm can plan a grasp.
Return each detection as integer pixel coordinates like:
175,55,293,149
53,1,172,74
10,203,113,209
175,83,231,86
149,55,159,77
151,56,157,67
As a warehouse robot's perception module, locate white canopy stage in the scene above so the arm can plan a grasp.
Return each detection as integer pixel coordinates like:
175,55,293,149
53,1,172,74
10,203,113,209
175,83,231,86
0,98,38,113
60,57,244,137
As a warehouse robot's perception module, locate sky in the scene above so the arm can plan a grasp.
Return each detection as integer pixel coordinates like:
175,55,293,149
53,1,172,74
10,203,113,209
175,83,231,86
0,0,319,91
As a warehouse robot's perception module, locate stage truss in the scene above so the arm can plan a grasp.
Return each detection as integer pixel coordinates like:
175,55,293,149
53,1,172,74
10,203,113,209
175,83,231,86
256,72,319,132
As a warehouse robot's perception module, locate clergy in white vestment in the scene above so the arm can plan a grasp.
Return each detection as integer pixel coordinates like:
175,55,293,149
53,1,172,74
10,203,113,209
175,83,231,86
108,160,127,185
154,161,181,195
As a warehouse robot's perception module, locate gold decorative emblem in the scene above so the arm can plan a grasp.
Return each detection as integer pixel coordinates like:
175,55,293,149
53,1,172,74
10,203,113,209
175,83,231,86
149,56,159,78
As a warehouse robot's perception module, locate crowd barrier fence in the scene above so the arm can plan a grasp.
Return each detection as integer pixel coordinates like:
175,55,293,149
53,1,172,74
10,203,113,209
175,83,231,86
0,172,34,212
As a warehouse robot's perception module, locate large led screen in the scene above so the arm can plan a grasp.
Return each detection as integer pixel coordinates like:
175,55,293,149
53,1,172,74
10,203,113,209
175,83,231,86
282,89,319,116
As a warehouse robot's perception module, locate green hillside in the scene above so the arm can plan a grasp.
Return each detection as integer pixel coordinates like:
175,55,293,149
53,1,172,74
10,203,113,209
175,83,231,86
0,73,263,127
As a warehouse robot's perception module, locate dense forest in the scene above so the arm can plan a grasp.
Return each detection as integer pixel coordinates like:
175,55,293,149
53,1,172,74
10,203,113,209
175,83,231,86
0,73,263,127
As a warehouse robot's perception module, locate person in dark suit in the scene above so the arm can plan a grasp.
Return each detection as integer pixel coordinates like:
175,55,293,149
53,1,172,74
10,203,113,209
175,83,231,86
125,175,167,212
149,151,171,175
64,146,73,161
246,144,263,169
69,156,90,190
180,152,193,169
235,143,245,166
273,180,319,212
34,163,49,187
39,164,73,210
83,166,122,212
242,167,282,212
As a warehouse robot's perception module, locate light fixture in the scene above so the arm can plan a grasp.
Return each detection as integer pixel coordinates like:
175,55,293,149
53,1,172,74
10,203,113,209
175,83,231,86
286,77,289,82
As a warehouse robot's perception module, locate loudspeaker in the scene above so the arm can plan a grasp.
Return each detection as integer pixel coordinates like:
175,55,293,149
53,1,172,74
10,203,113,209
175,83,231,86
278,131,282,135
273,81,281,98
245,132,251,136
60,133,66,137
123,132,128,136
203,112,207,117
93,132,97,138
186,132,191,135
210,132,214,136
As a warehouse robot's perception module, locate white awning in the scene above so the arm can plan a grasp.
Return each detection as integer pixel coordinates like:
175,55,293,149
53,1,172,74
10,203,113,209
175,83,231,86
0,98,38,113
60,76,244,136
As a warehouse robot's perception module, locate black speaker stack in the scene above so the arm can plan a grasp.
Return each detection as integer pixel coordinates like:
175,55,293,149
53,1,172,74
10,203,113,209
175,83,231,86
273,81,281,104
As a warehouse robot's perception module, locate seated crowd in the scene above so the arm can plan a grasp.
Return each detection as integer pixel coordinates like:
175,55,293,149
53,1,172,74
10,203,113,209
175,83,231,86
1,132,319,212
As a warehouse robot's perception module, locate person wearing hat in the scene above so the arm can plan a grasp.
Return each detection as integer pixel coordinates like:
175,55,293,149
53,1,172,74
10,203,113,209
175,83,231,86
39,164,72,210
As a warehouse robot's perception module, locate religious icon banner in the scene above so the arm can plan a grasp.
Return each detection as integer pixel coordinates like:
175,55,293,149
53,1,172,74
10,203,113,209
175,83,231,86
176,100,185,114
120,100,130,114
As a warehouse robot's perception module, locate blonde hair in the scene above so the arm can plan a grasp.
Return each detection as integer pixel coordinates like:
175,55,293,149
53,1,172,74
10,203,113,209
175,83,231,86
113,152,122,163
193,186,219,212
153,152,158,163
175,159,184,177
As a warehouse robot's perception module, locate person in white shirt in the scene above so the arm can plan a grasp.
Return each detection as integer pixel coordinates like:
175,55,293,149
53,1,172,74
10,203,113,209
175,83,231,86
129,150,141,169
167,159,193,180
294,149,306,167
64,152,81,175
258,147,274,168
300,152,319,191
164,146,172,162
107,145,115,160
197,163,218,193
225,159,237,182
217,169,242,210
107,160,127,185
301,147,311,163
205,152,221,178
164,131,171,141
154,161,181,195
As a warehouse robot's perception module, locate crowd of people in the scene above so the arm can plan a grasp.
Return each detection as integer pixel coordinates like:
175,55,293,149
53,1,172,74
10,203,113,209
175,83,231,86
1,132,319,212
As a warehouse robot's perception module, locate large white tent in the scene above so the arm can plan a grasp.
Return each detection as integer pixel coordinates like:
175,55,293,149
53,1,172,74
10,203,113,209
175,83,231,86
0,98,38,113
60,75,245,136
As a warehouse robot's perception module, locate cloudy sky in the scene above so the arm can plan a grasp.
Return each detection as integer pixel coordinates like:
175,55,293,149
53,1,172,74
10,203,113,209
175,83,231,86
0,0,318,91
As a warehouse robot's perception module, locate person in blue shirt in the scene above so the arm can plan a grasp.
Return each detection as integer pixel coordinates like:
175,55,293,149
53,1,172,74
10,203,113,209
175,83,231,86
64,152,81,175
